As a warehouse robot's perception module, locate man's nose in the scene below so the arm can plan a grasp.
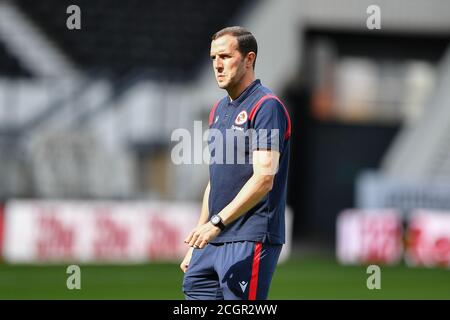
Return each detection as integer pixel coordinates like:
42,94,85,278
215,58,223,70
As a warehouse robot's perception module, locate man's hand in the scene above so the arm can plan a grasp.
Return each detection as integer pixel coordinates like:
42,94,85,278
184,222,221,249
180,247,194,273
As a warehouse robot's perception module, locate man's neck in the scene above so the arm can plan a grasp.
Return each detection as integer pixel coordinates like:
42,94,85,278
227,75,255,101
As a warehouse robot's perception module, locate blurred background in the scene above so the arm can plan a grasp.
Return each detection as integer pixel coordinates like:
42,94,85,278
0,0,450,299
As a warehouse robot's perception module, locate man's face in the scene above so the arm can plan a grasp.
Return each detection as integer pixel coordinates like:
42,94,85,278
210,35,247,90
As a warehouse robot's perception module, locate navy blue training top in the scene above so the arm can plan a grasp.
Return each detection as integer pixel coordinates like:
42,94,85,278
207,79,291,244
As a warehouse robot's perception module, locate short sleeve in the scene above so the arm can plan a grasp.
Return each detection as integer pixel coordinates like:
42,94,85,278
250,99,289,153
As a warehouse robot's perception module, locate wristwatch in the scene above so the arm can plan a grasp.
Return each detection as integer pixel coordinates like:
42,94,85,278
210,214,226,231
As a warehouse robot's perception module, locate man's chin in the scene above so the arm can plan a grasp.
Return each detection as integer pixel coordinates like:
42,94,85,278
217,82,228,89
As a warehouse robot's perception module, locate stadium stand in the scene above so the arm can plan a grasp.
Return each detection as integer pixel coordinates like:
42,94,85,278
0,40,31,77
14,0,254,80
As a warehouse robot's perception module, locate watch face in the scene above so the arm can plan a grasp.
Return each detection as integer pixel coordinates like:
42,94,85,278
212,216,220,224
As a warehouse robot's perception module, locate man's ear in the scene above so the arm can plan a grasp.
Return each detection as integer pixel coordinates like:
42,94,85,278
246,52,256,68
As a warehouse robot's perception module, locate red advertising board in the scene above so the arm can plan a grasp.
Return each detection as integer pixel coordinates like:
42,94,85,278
337,209,403,265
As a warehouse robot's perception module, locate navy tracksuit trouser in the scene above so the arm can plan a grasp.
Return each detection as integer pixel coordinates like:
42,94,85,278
182,241,282,300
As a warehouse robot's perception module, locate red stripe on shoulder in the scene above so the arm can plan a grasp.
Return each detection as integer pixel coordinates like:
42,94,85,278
249,94,291,140
208,100,221,126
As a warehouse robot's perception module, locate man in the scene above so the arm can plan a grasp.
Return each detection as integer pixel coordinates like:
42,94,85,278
181,26,291,300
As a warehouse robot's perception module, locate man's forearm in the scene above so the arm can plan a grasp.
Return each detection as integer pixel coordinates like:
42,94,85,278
197,182,210,226
218,174,273,226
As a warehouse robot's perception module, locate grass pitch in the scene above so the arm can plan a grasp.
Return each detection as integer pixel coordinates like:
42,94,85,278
0,255,449,299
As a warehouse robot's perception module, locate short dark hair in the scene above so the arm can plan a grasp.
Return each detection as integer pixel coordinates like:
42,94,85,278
211,26,258,69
